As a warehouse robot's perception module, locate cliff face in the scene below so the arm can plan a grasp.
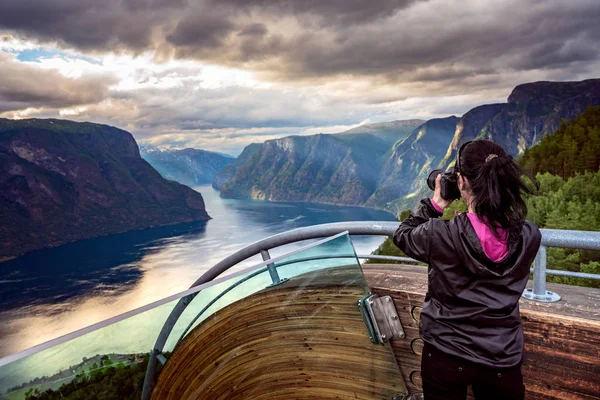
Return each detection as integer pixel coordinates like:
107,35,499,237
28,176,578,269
0,119,210,260
220,134,371,205
213,143,261,190
486,79,600,155
140,145,235,187
369,116,459,213
441,79,600,168
218,120,424,206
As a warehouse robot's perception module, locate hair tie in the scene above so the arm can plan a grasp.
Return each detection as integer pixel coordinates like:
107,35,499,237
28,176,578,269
485,154,498,163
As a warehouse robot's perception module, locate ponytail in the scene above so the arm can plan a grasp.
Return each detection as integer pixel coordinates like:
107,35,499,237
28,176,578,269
459,140,537,247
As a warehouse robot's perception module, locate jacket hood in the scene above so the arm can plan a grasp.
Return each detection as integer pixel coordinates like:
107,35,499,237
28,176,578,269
450,214,539,278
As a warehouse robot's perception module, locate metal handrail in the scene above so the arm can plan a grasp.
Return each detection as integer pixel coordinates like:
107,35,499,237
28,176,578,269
141,221,600,399
171,253,424,352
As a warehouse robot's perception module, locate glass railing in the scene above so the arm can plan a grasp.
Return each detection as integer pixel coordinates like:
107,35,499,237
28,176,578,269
0,232,409,400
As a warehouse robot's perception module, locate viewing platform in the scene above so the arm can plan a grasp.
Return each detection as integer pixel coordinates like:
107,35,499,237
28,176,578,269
0,222,599,400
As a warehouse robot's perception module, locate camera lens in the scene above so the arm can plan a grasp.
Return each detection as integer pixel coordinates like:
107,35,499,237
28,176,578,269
427,169,443,191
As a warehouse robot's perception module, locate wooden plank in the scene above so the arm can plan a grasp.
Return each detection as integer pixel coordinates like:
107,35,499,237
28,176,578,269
363,264,600,321
363,264,600,400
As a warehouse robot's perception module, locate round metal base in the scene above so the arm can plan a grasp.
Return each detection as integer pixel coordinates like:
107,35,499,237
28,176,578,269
521,288,561,302
267,277,289,288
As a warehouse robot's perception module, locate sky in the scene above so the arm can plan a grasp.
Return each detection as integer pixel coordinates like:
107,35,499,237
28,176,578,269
0,0,599,156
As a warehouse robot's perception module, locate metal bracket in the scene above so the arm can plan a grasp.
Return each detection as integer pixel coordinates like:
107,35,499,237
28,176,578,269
358,294,405,344
522,288,561,302
267,277,289,288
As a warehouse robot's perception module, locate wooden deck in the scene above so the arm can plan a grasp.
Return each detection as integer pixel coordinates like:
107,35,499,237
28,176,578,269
152,264,600,399
363,264,600,400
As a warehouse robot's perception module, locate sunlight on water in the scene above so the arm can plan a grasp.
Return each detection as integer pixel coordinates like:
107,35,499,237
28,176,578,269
0,185,396,358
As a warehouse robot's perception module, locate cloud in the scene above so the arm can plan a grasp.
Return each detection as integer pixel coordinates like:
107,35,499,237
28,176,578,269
2,0,598,90
0,0,599,153
0,53,115,112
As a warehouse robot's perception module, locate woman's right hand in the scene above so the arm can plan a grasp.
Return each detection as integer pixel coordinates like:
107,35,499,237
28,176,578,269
432,174,453,210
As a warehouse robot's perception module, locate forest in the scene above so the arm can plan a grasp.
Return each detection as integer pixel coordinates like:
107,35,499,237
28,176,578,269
23,357,149,400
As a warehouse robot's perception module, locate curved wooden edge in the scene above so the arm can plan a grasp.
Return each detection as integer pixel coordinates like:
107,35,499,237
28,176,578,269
152,266,408,400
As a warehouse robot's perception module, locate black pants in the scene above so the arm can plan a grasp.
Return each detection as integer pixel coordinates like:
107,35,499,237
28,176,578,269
421,342,525,400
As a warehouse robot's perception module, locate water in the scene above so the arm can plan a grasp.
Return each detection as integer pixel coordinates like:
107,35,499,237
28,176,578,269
0,185,396,359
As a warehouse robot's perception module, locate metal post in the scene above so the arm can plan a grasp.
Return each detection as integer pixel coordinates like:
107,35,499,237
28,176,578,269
261,249,283,285
522,246,560,302
534,246,548,296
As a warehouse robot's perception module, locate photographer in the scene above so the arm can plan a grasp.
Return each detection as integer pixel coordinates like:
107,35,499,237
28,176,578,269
393,139,541,400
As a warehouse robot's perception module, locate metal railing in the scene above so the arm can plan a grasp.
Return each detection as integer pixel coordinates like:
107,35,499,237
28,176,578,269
141,221,600,399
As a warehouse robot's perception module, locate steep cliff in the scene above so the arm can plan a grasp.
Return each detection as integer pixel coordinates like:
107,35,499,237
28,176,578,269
140,145,235,187
0,119,210,260
441,79,600,169
368,116,459,213
218,120,424,205
486,79,600,155
213,143,261,190
220,134,371,205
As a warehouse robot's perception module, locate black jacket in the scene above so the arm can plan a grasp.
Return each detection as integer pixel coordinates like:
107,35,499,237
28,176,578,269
393,199,541,368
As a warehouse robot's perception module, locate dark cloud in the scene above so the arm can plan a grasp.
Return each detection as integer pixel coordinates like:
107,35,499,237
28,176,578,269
237,23,268,38
0,0,176,51
0,53,114,112
208,0,425,26
0,0,599,135
167,11,235,48
1,0,599,92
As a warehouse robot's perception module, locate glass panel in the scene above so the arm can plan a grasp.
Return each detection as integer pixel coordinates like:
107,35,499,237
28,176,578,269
0,233,408,400
156,233,408,399
164,233,361,352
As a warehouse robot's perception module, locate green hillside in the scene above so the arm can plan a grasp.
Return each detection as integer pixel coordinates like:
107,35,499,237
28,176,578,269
520,106,600,179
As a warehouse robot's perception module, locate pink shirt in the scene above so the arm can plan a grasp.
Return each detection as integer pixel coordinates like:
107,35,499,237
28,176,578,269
430,199,509,262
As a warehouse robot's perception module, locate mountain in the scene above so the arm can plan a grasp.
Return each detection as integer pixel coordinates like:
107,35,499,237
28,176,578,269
336,119,426,143
0,119,210,260
366,116,460,213
213,143,261,190
140,145,235,187
219,134,373,205
214,78,600,216
217,120,425,206
441,79,600,169
487,79,600,155
437,104,506,170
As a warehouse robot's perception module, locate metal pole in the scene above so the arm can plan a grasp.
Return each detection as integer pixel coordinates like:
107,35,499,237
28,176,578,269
533,246,548,296
522,246,560,302
260,250,282,284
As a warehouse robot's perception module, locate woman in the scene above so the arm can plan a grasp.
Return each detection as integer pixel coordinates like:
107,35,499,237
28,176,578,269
393,139,541,400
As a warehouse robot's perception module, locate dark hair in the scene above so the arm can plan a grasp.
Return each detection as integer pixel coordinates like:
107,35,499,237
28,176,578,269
458,139,538,247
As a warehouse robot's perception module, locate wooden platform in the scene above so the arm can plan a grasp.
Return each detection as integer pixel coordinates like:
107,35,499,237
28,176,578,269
363,264,600,400
153,264,600,399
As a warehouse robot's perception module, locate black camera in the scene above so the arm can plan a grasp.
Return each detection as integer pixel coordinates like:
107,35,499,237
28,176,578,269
427,167,460,200
427,140,471,201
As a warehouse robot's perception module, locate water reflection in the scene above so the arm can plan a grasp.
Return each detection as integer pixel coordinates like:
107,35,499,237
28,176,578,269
0,221,209,313
0,185,396,357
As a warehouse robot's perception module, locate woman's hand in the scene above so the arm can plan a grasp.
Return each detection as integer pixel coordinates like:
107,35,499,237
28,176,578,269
432,174,453,210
